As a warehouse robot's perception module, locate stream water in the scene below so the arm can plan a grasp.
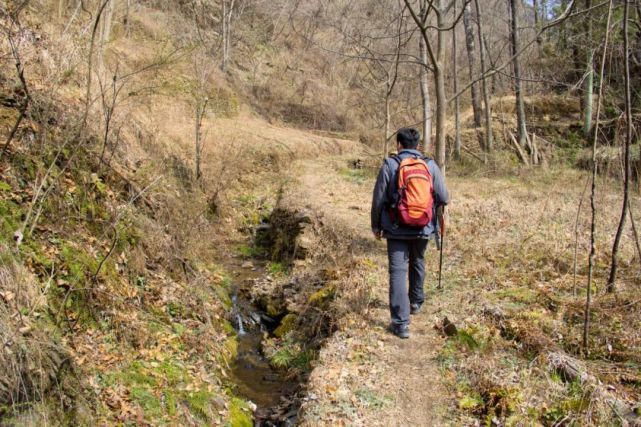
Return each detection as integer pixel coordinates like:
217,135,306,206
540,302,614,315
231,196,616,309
227,261,299,422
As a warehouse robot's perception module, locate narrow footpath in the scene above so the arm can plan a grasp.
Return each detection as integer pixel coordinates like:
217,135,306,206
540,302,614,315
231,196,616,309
285,155,456,426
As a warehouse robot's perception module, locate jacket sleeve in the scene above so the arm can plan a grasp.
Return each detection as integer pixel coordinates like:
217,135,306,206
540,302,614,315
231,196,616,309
371,161,391,233
429,161,450,206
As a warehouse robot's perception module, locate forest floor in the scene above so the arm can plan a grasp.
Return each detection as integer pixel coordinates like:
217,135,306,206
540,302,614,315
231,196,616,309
260,151,641,425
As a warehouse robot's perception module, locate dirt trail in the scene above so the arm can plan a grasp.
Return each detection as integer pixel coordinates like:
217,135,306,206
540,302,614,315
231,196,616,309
276,155,454,425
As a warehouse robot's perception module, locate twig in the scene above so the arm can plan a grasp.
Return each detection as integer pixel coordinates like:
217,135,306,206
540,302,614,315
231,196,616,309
573,174,591,296
627,199,641,273
92,223,118,282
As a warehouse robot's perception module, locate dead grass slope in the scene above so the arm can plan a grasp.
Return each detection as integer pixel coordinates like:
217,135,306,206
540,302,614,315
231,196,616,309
0,2,359,424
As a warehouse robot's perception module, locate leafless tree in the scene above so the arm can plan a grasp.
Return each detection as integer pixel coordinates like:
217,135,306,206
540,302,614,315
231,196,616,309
463,2,482,130
508,0,528,151
404,0,468,171
221,0,236,71
584,0,613,355
452,0,461,159
606,0,633,293
583,0,594,136
474,0,493,153
419,3,433,153
1,15,31,161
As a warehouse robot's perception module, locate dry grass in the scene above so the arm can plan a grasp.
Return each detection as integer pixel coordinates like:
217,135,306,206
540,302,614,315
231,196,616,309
0,247,69,417
280,152,641,425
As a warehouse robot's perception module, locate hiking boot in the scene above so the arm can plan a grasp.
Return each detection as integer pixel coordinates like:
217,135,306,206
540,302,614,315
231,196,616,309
389,323,410,339
410,303,422,315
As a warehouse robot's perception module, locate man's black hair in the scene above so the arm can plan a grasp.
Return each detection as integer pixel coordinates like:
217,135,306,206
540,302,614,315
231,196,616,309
396,127,420,149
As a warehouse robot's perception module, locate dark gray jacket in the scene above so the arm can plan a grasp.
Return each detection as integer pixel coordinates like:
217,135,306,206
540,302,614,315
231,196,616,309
370,149,449,239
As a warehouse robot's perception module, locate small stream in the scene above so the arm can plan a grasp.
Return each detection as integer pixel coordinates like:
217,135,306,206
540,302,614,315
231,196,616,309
227,260,299,424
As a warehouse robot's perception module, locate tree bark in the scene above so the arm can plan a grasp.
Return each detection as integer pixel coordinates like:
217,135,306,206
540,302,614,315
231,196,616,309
434,0,447,171
483,36,498,94
419,4,432,154
58,0,67,20
195,98,209,184
124,0,131,37
384,90,391,157
533,0,542,47
101,0,115,45
474,0,493,153
463,3,482,129
453,0,461,159
222,0,235,71
508,0,528,150
583,0,594,136
607,0,632,293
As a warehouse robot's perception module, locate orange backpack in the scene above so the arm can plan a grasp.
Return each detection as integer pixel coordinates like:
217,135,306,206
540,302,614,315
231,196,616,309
392,156,434,227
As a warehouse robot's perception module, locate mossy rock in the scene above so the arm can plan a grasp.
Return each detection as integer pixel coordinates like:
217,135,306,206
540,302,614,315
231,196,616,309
308,284,336,307
261,296,286,318
223,336,238,361
274,314,298,338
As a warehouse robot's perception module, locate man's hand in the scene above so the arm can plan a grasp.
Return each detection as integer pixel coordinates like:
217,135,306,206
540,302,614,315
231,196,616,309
372,229,383,240
436,205,446,237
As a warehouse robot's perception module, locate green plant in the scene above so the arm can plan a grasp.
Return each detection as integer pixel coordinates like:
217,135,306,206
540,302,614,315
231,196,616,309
266,261,287,276
355,388,391,409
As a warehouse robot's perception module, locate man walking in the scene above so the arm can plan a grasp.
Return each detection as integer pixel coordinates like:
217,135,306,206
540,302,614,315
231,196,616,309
370,128,449,339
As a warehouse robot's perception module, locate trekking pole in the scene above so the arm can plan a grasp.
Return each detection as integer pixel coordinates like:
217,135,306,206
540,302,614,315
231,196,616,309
437,206,445,290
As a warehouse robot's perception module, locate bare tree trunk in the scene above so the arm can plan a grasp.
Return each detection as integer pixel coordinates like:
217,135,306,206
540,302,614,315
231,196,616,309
384,90,391,157
584,0,613,354
195,98,209,184
221,0,235,71
583,0,594,136
99,0,115,68
533,0,542,47
405,0,452,171
419,4,432,154
463,3,482,130
58,0,67,20
453,0,461,159
222,0,229,71
383,13,403,158
607,0,632,293
434,0,447,171
483,36,498,94
101,0,115,45
124,0,131,37
508,0,528,150
474,0,493,153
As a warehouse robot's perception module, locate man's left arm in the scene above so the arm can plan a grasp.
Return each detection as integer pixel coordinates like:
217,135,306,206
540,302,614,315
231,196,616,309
430,161,449,207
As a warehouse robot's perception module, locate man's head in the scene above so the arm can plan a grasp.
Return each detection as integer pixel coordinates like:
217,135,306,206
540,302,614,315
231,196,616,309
396,127,420,150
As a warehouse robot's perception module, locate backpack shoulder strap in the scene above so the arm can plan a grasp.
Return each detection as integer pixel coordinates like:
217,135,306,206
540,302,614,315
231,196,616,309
388,154,401,164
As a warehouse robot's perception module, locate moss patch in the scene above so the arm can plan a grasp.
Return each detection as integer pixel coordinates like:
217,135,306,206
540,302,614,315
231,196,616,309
274,313,298,338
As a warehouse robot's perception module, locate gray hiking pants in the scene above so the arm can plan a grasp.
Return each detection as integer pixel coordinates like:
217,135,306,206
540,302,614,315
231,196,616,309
387,238,429,326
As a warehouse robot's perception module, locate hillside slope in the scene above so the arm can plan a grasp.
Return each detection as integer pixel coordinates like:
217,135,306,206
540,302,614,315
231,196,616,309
1,1,641,426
